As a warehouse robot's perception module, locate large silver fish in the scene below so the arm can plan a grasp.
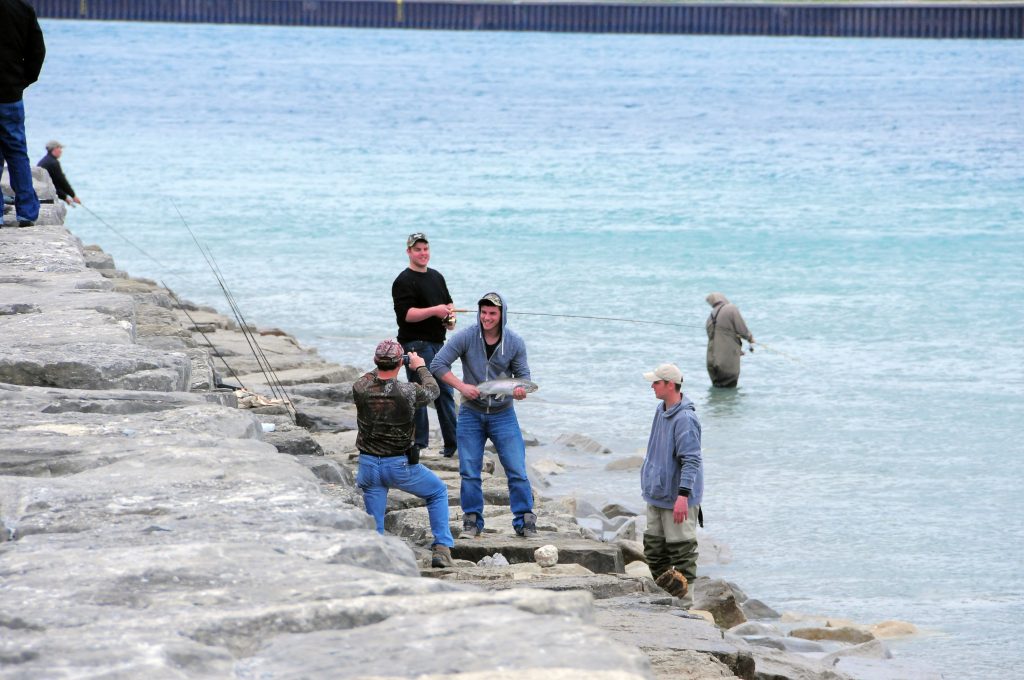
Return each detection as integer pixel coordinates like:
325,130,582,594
475,378,539,400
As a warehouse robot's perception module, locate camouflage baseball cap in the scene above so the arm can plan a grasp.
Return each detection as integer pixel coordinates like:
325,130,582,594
374,339,403,368
406,232,429,248
477,292,502,308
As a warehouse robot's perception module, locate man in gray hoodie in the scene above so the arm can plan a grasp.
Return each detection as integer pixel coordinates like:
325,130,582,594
431,292,536,539
641,363,703,608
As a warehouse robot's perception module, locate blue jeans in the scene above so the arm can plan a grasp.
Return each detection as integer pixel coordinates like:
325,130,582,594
355,453,454,548
401,340,457,453
458,406,534,531
0,100,40,223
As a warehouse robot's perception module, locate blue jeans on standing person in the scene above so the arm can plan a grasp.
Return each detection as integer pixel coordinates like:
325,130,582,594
0,100,40,223
458,406,534,532
356,453,454,548
401,340,457,455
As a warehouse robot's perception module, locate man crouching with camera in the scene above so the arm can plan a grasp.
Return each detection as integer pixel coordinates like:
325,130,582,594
353,339,455,568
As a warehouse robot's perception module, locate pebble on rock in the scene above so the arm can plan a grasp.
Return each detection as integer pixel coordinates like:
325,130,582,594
535,544,559,567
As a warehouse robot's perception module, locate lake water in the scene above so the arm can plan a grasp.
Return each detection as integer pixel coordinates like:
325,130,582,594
26,19,1023,677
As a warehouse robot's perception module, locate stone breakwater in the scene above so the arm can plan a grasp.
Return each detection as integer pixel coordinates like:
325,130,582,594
1,192,934,678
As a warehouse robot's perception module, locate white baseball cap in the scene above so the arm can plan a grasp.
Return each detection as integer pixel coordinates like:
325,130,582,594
642,363,683,385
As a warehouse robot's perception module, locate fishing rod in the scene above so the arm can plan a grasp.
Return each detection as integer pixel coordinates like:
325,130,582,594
81,203,253,384
161,281,247,390
170,201,296,420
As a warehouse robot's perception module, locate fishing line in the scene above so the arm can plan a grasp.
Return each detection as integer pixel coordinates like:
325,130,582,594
456,308,796,358
80,203,166,270
80,202,251,383
171,200,296,418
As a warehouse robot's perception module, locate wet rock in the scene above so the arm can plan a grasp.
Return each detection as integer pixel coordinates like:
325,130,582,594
605,455,643,471
288,382,355,403
740,597,780,620
602,503,640,519
691,579,747,629
555,432,612,454
790,625,875,644
822,639,892,662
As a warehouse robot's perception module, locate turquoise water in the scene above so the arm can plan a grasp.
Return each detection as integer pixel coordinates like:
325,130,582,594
28,20,1023,676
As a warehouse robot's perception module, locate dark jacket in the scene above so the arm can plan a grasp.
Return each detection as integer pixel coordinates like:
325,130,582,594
0,0,46,103
37,152,74,200
352,366,439,456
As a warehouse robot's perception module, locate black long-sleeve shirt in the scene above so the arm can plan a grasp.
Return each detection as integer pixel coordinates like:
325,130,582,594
37,152,75,200
0,0,46,103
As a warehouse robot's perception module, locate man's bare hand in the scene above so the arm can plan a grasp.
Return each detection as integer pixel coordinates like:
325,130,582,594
407,351,425,370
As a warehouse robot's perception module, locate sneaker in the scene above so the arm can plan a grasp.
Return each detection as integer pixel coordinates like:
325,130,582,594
431,544,454,568
442,448,457,458
515,512,538,538
461,512,481,538
15,219,33,228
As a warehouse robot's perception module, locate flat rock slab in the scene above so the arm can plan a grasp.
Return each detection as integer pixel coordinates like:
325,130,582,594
452,534,625,574
594,596,755,678
0,342,191,391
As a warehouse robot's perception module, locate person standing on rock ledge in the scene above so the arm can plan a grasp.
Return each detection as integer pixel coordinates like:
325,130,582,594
641,363,704,609
392,232,458,459
0,0,46,228
431,291,537,539
352,339,455,569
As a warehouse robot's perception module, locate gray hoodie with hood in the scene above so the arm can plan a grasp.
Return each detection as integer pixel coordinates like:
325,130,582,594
430,291,530,414
640,397,704,511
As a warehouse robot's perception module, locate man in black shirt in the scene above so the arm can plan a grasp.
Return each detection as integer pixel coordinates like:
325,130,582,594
391,232,458,458
37,140,81,206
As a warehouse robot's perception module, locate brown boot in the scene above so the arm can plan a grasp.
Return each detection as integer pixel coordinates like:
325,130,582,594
431,544,454,568
654,567,688,598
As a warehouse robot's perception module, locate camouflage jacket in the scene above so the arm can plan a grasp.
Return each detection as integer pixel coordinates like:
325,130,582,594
353,366,439,456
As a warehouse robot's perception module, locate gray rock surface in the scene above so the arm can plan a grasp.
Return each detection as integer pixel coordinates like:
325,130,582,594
0,225,656,679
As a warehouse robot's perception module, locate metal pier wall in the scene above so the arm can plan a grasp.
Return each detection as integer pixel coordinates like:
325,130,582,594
28,0,1024,38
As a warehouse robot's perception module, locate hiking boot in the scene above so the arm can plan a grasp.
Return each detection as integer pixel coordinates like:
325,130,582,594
431,544,454,568
15,219,33,228
515,512,538,538
461,512,481,538
442,448,457,458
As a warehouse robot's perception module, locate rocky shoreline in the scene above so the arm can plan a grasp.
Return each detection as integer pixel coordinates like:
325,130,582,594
2,174,935,679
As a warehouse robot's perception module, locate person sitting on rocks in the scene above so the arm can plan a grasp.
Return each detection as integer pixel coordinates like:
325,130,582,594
641,363,704,609
36,140,81,206
352,339,455,568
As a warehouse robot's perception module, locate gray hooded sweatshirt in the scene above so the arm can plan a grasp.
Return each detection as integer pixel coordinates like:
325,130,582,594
430,291,530,414
640,397,703,510
705,292,752,386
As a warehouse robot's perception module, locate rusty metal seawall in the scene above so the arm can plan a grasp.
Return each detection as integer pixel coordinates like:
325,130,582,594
29,0,1024,38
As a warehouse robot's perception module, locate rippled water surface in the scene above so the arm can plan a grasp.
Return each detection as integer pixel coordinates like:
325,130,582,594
28,19,1023,676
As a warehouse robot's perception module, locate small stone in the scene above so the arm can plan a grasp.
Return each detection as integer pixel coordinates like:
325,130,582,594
534,544,558,567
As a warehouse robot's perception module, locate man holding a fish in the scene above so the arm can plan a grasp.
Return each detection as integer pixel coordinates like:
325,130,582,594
431,292,539,539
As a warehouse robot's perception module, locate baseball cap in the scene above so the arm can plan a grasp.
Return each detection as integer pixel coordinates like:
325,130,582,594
406,232,428,248
477,292,503,308
643,363,683,385
45,140,63,151
373,339,403,368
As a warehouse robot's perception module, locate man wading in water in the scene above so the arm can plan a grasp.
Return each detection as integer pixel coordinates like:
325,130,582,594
705,292,754,388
